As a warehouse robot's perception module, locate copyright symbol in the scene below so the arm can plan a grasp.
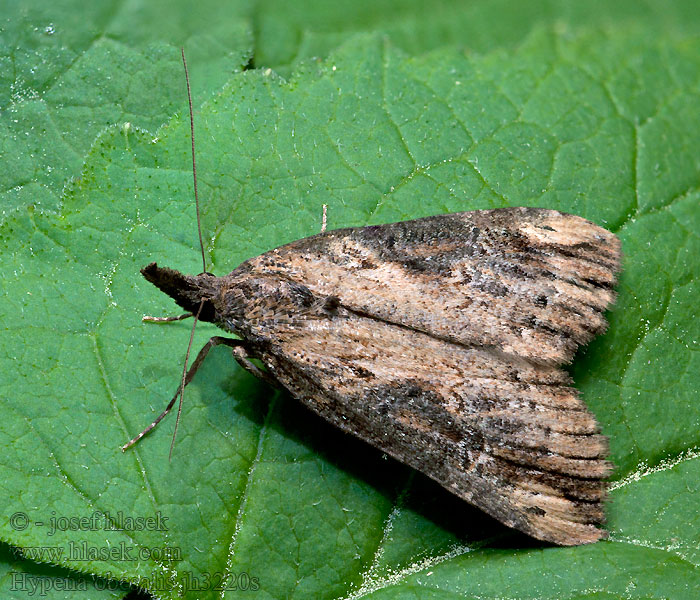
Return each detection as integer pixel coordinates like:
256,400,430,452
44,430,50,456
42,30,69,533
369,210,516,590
10,512,29,530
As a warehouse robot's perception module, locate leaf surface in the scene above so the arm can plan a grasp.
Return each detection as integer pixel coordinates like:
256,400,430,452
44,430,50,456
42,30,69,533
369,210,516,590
1,6,699,600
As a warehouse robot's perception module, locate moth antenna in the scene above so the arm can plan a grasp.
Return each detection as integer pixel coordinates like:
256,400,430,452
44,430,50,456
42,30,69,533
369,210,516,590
169,298,206,460
121,50,206,454
165,47,207,459
181,47,207,275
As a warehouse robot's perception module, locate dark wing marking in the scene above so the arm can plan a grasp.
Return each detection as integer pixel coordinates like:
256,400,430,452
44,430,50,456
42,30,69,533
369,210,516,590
243,207,621,363
216,207,620,544
248,298,610,545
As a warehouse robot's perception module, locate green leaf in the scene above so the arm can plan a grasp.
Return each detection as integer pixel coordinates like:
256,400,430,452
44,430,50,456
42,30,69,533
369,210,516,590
254,0,700,72
2,9,700,600
1,0,253,219
0,543,128,599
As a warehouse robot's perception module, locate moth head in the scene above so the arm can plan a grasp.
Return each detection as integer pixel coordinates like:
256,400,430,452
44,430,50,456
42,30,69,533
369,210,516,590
141,262,223,323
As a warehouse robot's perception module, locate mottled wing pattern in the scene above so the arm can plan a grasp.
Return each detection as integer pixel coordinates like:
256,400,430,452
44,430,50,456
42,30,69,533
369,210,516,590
247,207,621,363
249,298,610,545
224,208,621,544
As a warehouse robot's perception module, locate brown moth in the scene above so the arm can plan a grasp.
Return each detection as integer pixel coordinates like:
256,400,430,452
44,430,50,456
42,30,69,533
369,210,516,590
123,52,622,547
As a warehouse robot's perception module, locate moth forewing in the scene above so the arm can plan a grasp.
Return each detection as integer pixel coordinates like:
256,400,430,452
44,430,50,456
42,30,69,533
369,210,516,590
139,207,621,546
127,33,620,549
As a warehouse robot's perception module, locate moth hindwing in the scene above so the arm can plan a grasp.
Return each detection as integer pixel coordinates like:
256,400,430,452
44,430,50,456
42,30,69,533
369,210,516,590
141,206,621,546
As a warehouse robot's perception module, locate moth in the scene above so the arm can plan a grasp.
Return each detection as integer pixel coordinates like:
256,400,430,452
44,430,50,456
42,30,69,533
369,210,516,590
123,51,622,547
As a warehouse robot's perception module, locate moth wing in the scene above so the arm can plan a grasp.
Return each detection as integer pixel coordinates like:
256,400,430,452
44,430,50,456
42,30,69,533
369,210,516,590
252,299,610,545
228,207,619,543
249,207,621,364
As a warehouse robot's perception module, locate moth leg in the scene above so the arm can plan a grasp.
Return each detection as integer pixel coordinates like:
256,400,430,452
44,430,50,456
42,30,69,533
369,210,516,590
142,312,193,323
231,345,282,389
320,204,328,233
121,336,243,451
